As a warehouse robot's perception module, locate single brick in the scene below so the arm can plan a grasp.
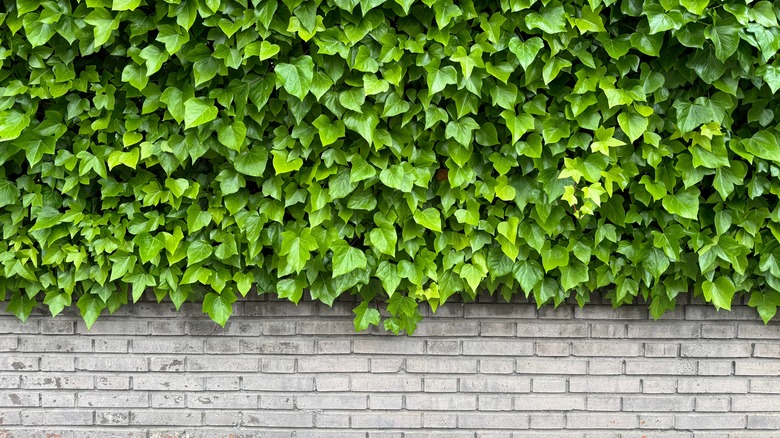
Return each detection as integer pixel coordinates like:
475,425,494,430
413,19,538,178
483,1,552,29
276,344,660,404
22,375,93,390
150,392,186,408
458,413,529,429
627,323,700,339
479,358,514,374
695,396,730,412
569,376,641,393
588,358,623,375
738,325,780,339
314,411,350,428
131,410,202,426
19,338,92,353
638,414,675,429
412,321,480,337
260,394,295,409
567,412,637,429
96,376,130,390
370,358,405,373
315,375,351,392
40,320,75,334
298,357,368,373
0,391,37,407
643,378,678,394
516,395,586,411
748,414,780,429
133,338,202,354
243,375,313,392
241,339,315,355
187,393,259,409
187,356,258,372
481,321,516,337
735,360,780,376
702,324,736,339
625,359,697,375
517,322,588,338
0,356,37,371
261,358,296,373
686,306,758,321
40,392,74,407
351,412,421,428
754,343,780,358
297,321,360,335
353,339,424,355
465,304,535,319
531,377,567,393
535,341,570,357
675,413,747,429
94,338,129,353
406,394,477,411
368,394,403,410
149,357,186,372
317,339,351,354
79,391,149,408
40,356,75,372
530,413,565,429
76,320,149,335
698,360,733,376
732,395,780,411
206,376,240,391
572,341,642,357
407,357,477,374
259,321,297,336
22,410,93,426
750,378,780,393
463,340,533,356
623,396,695,411
517,358,588,374
586,395,621,411
134,375,205,391
96,411,130,426
460,376,531,393
77,356,147,372
681,343,752,358
244,301,317,317
424,378,458,393
422,412,457,428
296,394,366,410
677,378,749,393
203,338,240,354
537,306,574,319
0,376,20,389
149,320,186,335
352,375,420,392
575,306,646,320
426,340,461,355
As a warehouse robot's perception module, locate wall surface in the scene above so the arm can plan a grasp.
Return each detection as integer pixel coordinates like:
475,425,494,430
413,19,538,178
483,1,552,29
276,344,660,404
0,294,778,437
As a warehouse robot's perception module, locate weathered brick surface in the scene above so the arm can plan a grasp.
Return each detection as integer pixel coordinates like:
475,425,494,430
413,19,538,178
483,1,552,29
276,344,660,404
0,297,774,435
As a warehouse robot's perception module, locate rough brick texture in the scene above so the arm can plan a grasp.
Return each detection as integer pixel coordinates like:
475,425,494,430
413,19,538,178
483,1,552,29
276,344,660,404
0,293,777,437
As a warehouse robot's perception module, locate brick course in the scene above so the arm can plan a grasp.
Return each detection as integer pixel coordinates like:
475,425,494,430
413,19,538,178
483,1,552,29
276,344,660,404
0,295,775,436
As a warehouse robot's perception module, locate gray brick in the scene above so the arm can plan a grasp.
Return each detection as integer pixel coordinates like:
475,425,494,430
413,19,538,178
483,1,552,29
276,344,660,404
260,321,297,335
19,337,92,352
205,376,240,391
0,410,22,425
370,358,405,373
315,375,350,392
687,306,758,321
590,323,626,338
698,360,732,376
754,343,780,358
750,378,780,393
406,394,476,411
296,394,366,410
351,412,421,428
187,356,257,372
244,375,313,391
478,395,513,411
41,392,75,408
314,411,350,428
675,414,747,429
241,339,315,354
748,414,780,429
627,323,700,338
517,322,588,337
22,375,93,390
537,306,574,319
623,396,694,411
317,339,351,354
260,394,295,409
77,320,149,335
735,360,780,376
40,320,75,334
150,392,186,408
134,375,204,391
297,320,358,335
572,341,642,357
530,413,565,429
422,412,456,428
575,306,646,319
407,357,477,374
245,301,317,316
625,359,697,375
149,356,185,372
261,358,296,373
0,356,37,371
131,410,202,426
702,324,735,339
567,412,637,428
517,358,588,374
739,324,780,339
203,338,240,354
352,375,420,392
426,340,460,355
96,411,130,426
412,321,480,337
586,395,621,411
41,356,75,371
536,341,570,356
515,395,585,411
424,377,457,393
480,358,514,374
0,391,37,407
465,304,535,319
532,377,567,393
79,391,149,408
95,338,128,353
481,321,516,336
354,339,423,355
0,337,18,351
96,376,130,390
458,412,529,429
678,378,749,393
639,413,675,429
463,340,533,356
732,395,780,411
368,394,403,410
681,343,752,358
187,393,258,409
188,320,262,337
588,358,623,375
150,320,186,335
22,410,93,426
460,376,530,393
298,357,368,373
569,376,641,393
77,356,147,372
643,378,678,394
0,319,38,334
133,338,202,354
695,396,730,412
645,343,679,357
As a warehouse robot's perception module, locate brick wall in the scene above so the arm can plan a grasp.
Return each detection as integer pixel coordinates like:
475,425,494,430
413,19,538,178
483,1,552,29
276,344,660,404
0,294,778,437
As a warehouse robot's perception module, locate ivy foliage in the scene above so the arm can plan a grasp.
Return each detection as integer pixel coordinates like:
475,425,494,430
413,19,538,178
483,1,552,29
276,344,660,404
1,0,780,332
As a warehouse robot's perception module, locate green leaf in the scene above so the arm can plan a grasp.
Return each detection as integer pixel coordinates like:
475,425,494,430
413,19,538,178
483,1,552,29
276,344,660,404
702,277,735,311
332,245,367,277
202,291,236,327
0,110,30,141
112,0,141,11
662,187,700,220
525,4,566,34
187,241,213,265
275,56,314,101
743,131,780,163
370,227,397,256
413,208,442,233
77,294,106,329
353,300,381,331
617,110,649,143
217,121,247,152
184,98,218,129
312,115,345,146
135,233,166,264
427,66,457,94
234,146,269,177
281,229,318,274
0,180,20,208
